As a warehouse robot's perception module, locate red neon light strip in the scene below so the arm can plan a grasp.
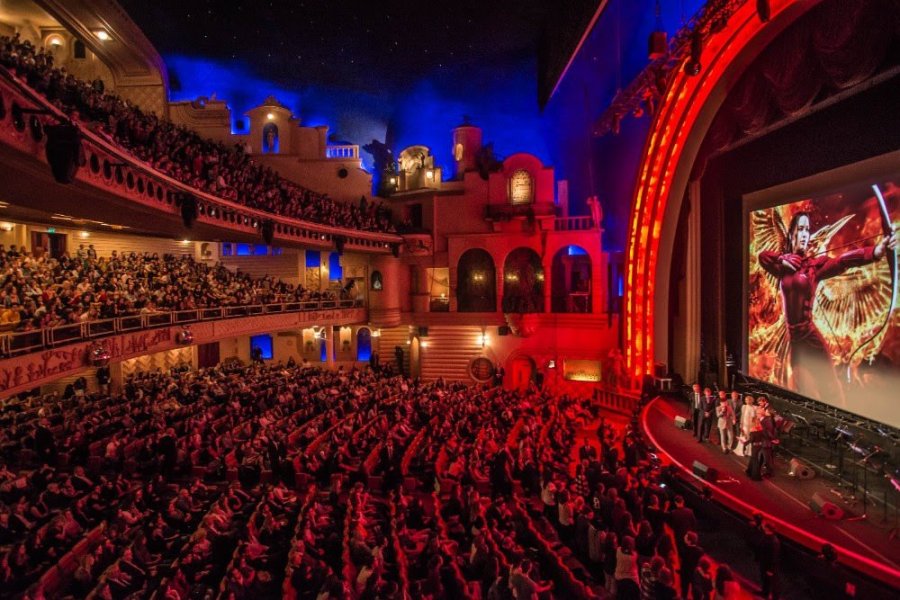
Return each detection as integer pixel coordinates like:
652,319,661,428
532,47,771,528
624,0,813,377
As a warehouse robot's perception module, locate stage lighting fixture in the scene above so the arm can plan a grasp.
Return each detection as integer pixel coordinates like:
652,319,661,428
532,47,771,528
757,0,771,22
684,31,703,76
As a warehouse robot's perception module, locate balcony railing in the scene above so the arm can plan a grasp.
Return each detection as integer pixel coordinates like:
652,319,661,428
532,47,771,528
553,216,596,231
325,144,359,159
0,299,364,357
0,69,401,253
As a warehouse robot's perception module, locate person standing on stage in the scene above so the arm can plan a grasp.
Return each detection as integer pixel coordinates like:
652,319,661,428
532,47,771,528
729,391,742,448
760,405,778,477
691,383,703,440
739,396,757,456
698,387,715,443
716,394,736,454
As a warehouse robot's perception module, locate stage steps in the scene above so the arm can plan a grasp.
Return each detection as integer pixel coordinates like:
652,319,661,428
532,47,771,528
376,326,412,375
419,326,484,382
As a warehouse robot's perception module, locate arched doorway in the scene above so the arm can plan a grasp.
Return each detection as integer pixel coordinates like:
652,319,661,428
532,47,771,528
457,248,496,312
551,245,592,313
356,328,372,362
503,248,543,313
509,355,536,391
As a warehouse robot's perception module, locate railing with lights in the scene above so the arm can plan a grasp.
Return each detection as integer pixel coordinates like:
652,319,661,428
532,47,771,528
0,68,402,253
0,299,364,357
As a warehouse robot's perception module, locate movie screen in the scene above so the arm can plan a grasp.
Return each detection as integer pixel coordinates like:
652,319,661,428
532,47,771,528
747,178,899,427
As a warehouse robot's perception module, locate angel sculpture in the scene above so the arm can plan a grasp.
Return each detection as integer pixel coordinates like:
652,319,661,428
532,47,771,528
750,199,896,406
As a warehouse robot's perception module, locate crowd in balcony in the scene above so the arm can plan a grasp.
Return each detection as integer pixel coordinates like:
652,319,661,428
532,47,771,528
0,243,334,332
0,34,396,234
0,360,761,599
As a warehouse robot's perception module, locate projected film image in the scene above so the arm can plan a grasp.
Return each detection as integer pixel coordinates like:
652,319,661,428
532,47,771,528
747,178,899,427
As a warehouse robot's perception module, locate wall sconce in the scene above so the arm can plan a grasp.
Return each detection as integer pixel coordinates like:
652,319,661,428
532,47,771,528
46,35,64,48
390,177,397,185
425,169,434,180
0,223,13,232
421,341,429,348
266,112,275,120
79,231,90,239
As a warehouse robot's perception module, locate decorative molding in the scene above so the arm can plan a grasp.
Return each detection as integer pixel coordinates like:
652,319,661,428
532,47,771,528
0,308,365,397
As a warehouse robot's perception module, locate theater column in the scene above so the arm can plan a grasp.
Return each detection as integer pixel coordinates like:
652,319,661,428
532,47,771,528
591,253,604,315
449,266,458,312
674,182,702,382
325,326,336,368
369,255,402,328
542,257,552,313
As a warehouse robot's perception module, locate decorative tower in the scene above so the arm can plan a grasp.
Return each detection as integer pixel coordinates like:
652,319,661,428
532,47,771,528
452,117,482,179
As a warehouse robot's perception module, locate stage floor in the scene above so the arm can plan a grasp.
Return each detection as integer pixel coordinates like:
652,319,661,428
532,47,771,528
643,397,900,584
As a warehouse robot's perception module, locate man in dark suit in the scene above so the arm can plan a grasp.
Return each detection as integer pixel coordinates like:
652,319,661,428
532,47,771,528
760,406,778,477
690,383,703,439
698,387,715,443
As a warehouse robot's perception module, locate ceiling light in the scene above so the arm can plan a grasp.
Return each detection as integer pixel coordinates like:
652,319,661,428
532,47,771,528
94,30,111,42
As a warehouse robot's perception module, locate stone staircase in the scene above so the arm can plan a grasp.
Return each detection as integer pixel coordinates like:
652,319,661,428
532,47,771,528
376,326,412,375
419,326,485,382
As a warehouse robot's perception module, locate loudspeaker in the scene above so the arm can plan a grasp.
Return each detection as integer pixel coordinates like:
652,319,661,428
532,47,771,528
334,235,346,255
180,193,198,229
498,326,511,336
261,220,275,245
809,492,843,520
418,327,429,337
390,243,400,258
692,460,718,482
45,124,82,184
674,416,690,430
789,458,815,480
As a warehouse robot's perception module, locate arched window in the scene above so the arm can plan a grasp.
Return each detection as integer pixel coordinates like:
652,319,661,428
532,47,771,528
508,169,533,205
457,249,496,312
357,328,372,362
551,245,592,313
454,143,464,161
262,122,279,153
370,270,383,291
503,248,543,313
73,39,86,59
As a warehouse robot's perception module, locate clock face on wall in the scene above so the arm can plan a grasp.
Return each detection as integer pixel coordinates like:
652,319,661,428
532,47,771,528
509,169,533,205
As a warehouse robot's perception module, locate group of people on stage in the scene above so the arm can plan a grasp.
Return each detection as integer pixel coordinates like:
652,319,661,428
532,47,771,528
689,384,778,480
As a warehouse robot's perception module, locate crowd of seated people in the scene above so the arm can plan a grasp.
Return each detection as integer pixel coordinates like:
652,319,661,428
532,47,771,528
0,358,755,599
0,34,395,233
0,243,335,331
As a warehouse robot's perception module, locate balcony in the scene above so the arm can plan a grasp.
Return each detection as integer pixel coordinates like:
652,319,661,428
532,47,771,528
484,201,558,222
0,299,364,357
0,69,401,253
325,144,359,159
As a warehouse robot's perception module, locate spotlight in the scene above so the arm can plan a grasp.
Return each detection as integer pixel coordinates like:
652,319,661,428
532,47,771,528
684,31,703,76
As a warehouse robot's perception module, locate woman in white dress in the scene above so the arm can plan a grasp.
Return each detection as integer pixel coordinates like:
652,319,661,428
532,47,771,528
738,396,757,456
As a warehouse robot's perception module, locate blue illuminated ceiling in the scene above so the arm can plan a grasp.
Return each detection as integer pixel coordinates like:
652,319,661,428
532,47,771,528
120,0,553,173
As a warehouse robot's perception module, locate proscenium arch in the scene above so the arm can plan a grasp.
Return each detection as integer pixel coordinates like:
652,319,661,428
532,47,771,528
457,248,497,312
623,0,820,377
